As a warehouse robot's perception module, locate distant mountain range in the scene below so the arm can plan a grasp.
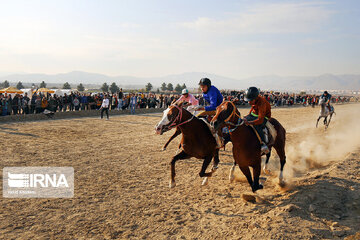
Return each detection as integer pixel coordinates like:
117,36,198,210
0,71,359,91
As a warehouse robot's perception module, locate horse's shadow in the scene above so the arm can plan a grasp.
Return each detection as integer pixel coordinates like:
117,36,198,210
0,126,39,138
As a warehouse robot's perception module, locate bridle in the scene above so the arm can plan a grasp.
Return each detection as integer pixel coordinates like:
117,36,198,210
166,104,194,130
221,101,244,132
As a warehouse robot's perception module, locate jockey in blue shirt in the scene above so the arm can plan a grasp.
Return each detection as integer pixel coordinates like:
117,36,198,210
196,78,223,117
195,78,225,148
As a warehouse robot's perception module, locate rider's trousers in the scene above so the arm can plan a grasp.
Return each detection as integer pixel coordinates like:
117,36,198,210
245,115,267,144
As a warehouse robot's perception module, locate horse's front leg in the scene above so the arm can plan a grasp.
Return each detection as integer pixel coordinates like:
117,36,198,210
316,117,321,128
251,163,263,193
170,150,189,188
162,128,181,151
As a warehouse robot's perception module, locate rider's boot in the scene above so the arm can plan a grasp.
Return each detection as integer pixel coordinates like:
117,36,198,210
214,133,224,148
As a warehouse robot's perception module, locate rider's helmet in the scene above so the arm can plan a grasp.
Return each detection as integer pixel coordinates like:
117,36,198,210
244,87,259,101
182,89,189,95
324,91,328,95
198,78,211,87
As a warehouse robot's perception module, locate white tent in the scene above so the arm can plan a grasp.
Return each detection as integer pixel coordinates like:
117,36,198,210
60,89,73,96
51,89,64,96
20,88,34,96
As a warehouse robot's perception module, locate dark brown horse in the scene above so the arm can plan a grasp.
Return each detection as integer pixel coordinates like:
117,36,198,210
155,103,220,187
211,101,286,192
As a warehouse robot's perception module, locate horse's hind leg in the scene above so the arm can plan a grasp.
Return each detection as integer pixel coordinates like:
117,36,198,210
229,162,236,183
170,150,190,188
263,150,272,174
163,128,181,151
209,149,220,175
200,156,214,186
327,114,333,128
274,144,286,186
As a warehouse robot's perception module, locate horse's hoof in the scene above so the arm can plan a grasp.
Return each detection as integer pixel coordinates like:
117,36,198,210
169,181,176,188
279,179,286,187
252,184,263,192
162,147,166,151
201,177,209,186
212,165,218,172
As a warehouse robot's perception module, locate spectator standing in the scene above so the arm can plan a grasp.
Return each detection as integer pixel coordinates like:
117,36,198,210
130,93,137,114
73,97,80,111
100,95,110,120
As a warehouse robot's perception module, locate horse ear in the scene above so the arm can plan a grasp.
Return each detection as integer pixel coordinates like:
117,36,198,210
171,99,177,105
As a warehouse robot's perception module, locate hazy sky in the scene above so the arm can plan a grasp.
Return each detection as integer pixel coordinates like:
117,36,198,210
0,0,359,79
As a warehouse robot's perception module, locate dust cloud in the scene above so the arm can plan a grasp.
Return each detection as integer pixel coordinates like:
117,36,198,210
285,105,360,176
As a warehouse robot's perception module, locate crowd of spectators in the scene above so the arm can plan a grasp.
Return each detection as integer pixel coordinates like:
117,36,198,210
0,88,358,116
220,90,356,107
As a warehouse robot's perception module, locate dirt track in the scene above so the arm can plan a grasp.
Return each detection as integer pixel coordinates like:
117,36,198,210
0,104,359,239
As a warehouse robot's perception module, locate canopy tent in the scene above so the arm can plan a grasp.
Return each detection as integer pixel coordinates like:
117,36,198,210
0,87,23,94
36,88,55,94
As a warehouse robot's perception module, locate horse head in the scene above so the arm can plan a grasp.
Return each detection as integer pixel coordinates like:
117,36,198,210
319,97,326,106
210,101,241,132
155,103,183,135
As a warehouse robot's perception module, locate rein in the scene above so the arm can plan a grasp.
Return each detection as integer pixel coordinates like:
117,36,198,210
223,101,244,132
168,104,194,129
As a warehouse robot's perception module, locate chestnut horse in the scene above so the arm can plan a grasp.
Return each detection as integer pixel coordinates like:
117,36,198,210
211,101,286,192
155,103,220,188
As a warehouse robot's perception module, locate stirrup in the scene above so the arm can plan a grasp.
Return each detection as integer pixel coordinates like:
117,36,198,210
261,144,270,154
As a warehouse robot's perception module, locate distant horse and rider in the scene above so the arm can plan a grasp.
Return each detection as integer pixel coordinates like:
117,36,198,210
155,80,288,192
316,91,335,129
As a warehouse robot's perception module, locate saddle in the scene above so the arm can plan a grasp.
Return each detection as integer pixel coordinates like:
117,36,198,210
264,121,277,146
250,121,277,146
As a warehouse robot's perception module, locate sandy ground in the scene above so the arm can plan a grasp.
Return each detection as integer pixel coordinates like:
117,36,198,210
0,104,359,240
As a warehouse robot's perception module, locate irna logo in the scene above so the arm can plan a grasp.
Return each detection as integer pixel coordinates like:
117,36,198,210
3,167,74,198
8,172,69,188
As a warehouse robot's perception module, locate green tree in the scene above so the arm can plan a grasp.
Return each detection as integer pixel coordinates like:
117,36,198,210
161,82,167,91
101,82,109,92
167,83,173,92
145,82,153,92
16,81,24,89
156,88,160,93
3,80,10,88
63,82,71,89
110,82,120,94
182,83,187,90
40,81,47,88
77,83,85,91
175,84,182,93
